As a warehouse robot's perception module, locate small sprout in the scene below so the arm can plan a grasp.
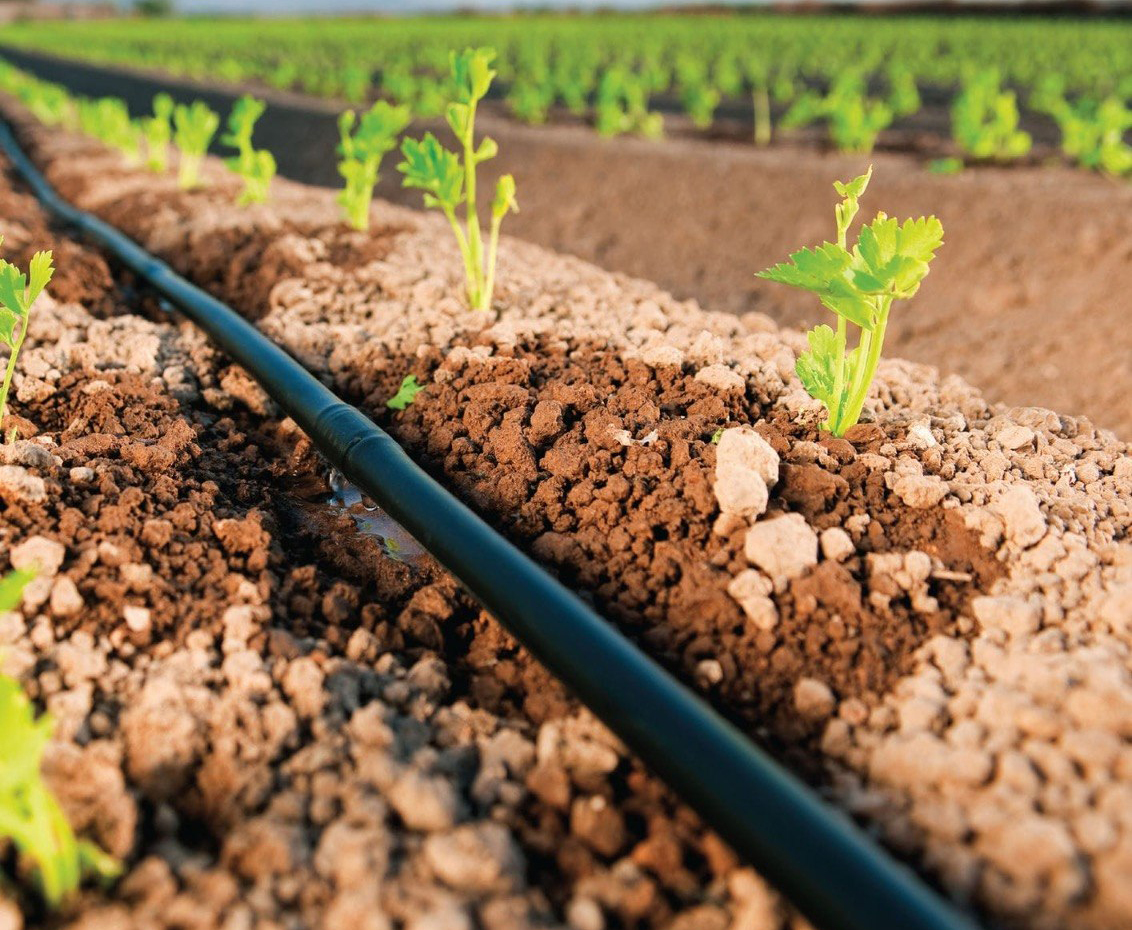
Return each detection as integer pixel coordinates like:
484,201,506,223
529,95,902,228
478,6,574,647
172,100,220,190
77,97,141,164
952,69,1031,162
141,93,174,173
0,569,122,908
398,48,518,311
711,427,725,444
929,157,964,175
221,94,276,205
386,374,424,411
0,240,53,439
336,100,411,231
757,167,943,437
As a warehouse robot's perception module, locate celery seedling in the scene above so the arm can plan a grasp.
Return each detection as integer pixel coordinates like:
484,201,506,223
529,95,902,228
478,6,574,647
386,374,424,410
397,48,518,311
757,168,943,436
221,94,276,205
336,100,411,231
141,93,174,173
0,570,121,907
952,69,1031,162
172,100,220,189
0,241,53,440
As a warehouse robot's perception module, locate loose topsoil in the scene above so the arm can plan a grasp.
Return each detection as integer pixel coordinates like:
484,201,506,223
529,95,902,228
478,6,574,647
2,47,1130,439
4,104,1132,930
0,146,812,930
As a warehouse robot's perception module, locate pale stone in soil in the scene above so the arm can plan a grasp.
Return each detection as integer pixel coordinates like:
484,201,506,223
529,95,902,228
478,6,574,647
743,515,818,587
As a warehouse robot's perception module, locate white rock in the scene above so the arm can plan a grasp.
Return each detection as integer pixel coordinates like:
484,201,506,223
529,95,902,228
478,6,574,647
995,424,1036,450
123,605,152,634
716,427,780,486
389,769,463,832
794,678,836,720
906,423,938,449
49,576,83,618
10,536,66,576
694,364,745,393
893,474,948,510
990,486,1047,549
820,527,855,562
726,569,773,607
423,823,524,893
714,468,769,519
744,515,818,587
972,596,1042,637
640,344,684,369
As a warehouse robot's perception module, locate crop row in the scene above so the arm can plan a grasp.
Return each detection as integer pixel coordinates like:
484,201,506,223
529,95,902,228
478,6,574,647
0,14,1129,172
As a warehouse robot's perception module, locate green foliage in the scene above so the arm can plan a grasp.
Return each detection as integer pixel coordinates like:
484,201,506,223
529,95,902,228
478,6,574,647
386,374,425,410
0,240,53,439
336,100,411,231
782,72,894,155
952,69,1031,162
140,92,173,173
76,97,141,164
172,99,220,189
757,168,944,436
397,48,518,311
676,54,720,130
594,66,663,140
221,94,276,205
1034,85,1132,177
0,570,122,908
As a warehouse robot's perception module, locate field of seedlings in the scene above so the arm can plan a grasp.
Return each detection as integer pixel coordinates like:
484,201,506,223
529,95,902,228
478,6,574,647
0,10,1129,930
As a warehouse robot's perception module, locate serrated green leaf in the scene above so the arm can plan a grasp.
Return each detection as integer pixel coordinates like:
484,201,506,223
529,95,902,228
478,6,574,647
386,374,424,411
833,165,873,200
0,261,29,319
398,133,465,211
795,323,838,407
492,174,518,220
756,241,850,290
818,278,877,330
0,567,35,612
26,252,53,305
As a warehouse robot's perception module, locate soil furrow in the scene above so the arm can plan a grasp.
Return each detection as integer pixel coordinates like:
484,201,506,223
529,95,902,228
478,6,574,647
0,145,801,930
7,105,1131,930
2,47,1130,438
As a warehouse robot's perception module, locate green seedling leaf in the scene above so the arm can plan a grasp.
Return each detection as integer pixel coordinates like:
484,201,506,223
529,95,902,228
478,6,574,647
757,169,943,436
0,569,121,907
0,243,53,439
492,174,518,221
398,133,465,211
0,567,35,612
386,374,424,410
397,47,516,311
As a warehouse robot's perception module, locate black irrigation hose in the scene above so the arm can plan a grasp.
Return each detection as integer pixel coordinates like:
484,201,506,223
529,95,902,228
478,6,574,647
0,118,983,930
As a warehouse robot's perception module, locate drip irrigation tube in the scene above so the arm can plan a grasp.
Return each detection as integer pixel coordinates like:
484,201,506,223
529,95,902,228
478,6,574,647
0,118,983,930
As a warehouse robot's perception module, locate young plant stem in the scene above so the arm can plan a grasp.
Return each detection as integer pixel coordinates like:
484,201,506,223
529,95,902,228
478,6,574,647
826,209,853,434
753,85,771,146
442,205,478,302
840,296,891,429
0,311,30,434
484,213,504,316
461,100,485,310
828,316,848,433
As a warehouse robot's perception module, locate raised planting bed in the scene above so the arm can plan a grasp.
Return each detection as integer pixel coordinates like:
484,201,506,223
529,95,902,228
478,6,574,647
0,144,831,930
3,49,1131,439
5,99,1131,930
